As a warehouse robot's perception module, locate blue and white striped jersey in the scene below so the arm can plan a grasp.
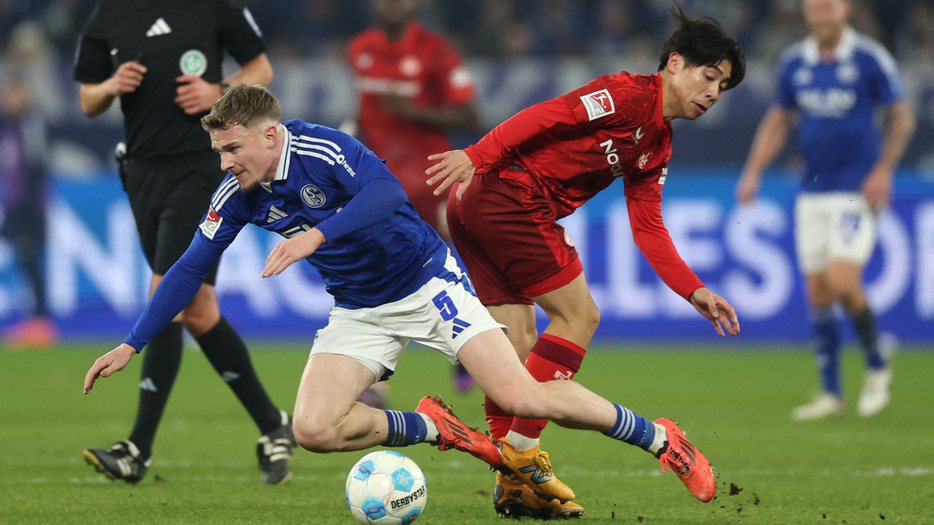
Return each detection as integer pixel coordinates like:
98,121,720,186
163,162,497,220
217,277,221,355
774,27,904,193
196,119,450,308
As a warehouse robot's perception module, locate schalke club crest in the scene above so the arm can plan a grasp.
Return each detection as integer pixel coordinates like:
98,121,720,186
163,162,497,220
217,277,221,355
301,184,327,208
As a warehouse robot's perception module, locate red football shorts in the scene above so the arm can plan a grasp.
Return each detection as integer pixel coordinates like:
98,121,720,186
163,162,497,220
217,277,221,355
447,169,583,306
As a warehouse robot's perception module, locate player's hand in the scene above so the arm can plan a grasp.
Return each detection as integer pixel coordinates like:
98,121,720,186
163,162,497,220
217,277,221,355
861,165,893,214
262,228,326,278
174,75,223,115
109,61,147,96
689,287,740,337
84,343,137,394
426,150,476,200
735,171,761,206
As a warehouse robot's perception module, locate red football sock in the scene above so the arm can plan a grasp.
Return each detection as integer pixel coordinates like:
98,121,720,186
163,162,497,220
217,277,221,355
485,394,512,441
509,333,586,440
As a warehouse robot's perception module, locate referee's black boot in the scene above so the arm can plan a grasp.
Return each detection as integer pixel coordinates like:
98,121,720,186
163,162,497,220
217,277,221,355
83,440,150,484
257,412,295,485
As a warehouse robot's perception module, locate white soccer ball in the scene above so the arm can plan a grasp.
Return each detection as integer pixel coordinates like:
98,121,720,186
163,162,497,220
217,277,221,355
345,450,428,524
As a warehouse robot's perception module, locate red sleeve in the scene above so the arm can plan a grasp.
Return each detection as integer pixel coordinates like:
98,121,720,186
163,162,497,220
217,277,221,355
464,97,578,172
627,196,704,301
434,39,475,106
464,73,643,172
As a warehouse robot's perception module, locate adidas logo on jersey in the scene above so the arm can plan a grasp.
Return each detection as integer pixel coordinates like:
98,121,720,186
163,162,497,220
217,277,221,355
139,378,158,392
267,206,288,223
146,18,172,37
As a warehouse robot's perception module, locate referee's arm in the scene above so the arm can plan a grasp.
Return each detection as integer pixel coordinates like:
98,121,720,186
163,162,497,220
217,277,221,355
79,60,147,118
223,52,273,88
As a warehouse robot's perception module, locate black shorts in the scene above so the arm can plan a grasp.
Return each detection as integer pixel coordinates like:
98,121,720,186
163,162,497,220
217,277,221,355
123,152,224,284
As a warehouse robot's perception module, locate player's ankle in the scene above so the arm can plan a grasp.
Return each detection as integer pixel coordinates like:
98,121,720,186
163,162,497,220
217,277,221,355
504,431,539,452
418,413,439,443
647,423,667,457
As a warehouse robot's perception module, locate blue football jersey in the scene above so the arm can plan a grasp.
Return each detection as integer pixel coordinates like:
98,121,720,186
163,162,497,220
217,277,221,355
194,119,450,308
774,27,904,192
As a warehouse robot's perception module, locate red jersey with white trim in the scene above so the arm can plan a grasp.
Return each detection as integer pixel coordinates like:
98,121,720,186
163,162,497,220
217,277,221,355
465,72,670,219
348,21,475,188
463,72,704,300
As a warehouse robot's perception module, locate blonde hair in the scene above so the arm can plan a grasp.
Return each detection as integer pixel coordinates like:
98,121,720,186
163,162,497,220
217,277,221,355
201,83,282,131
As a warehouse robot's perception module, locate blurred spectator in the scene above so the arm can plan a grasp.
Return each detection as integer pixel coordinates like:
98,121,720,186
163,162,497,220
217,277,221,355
0,1,921,62
0,75,58,349
525,0,590,57
895,1,934,62
469,0,534,58
752,0,809,63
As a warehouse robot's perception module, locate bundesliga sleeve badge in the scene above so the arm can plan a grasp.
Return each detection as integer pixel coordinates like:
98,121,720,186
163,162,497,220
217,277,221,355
580,89,616,121
199,208,223,239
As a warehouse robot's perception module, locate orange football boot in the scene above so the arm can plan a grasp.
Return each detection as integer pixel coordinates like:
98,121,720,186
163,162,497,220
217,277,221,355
493,473,584,520
416,396,503,467
499,438,576,503
654,418,716,502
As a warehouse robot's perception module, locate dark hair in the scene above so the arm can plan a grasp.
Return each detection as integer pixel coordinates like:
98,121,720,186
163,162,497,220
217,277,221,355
201,83,282,131
657,3,745,90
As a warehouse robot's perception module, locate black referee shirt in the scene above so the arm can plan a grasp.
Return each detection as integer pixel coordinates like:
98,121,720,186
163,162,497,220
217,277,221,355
74,0,266,159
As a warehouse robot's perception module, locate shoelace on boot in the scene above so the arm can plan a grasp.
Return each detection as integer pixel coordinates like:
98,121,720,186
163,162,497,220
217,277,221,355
659,445,691,476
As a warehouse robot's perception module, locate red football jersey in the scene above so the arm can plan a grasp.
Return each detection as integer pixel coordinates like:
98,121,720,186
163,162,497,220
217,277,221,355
348,21,475,195
464,72,704,300
465,72,671,219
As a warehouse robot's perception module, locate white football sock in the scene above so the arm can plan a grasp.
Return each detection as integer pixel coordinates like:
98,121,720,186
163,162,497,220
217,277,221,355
647,423,668,456
505,430,540,451
419,413,439,443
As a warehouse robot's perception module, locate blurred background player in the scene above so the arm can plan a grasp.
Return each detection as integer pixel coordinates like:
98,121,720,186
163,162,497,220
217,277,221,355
73,0,294,484
345,0,483,399
736,0,915,420
0,76,58,350
427,4,743,518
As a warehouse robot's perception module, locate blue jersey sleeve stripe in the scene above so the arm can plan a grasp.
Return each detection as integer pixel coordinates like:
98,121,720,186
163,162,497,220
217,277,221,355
294,148,336,165
212,178,241,210
297,134,342,152
292,141,340,161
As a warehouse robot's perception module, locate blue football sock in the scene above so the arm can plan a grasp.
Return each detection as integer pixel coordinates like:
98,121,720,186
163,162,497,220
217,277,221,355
603,403,655,451
813,308,841,395
382,410,428,447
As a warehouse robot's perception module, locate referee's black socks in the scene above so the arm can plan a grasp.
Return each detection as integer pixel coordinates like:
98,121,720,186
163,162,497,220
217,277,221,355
196,316,283,435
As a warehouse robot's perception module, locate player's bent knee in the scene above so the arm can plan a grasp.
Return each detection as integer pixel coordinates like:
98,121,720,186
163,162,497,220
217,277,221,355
582,302,601,333
293,420,340,453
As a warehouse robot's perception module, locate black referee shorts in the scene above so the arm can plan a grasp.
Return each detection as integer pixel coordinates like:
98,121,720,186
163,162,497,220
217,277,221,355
123,151,225,285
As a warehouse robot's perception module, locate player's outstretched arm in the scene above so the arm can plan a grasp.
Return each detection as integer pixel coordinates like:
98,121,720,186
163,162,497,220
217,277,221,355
689,288,740,337
84,343,138,394
426,150,476,200
262,227,326,278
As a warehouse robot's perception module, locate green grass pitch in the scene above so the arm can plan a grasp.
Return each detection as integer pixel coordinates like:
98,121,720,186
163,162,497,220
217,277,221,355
1,342,932,524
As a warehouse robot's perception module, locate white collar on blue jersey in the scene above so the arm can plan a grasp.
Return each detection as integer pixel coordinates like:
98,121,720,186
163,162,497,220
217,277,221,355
801,25,856,65
272,123,292,182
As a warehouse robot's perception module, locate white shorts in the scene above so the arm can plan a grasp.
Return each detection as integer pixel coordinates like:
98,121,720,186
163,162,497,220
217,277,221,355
310,255,505,382
794,192,876,274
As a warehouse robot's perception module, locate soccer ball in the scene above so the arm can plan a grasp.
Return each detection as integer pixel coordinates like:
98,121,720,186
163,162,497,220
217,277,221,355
345,450,428,524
